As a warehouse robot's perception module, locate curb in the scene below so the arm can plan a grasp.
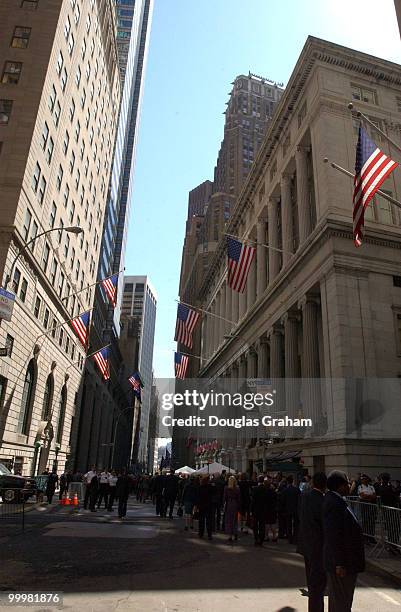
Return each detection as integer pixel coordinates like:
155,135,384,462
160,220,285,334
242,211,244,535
366,558,401,585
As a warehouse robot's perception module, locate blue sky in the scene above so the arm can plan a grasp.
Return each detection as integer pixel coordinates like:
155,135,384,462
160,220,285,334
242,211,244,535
124,0,400,378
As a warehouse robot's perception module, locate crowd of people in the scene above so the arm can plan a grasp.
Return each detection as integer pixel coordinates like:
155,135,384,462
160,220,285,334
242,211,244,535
39,465,400,611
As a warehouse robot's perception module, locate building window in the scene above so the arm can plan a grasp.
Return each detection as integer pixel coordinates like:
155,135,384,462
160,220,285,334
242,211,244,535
33,294,41,318
63,130,70,155
48,84,56,112
0,100,13,125
50,202,57,228
351,83,377,105
50,258,58,285
38,175,46,204
1,61,23,85
58,271,65,295
32,162,41,192
56,51,63,75
41,122,49,150
60,67,67,91
69,150,75,174
12,268,21,294
11,26,31,49
41,374,54,420
69,98,75,122
54,101,61,127
41,242,50,271
75,65,81,87
58,219,64,243
75,119,80,142
64,234,70,258
0,376,8,411
43,307,50,329
46,137,54,164
29,220,38,249
22,209,32,242
69,201,75,223
18,360,36,436
67,32,74,55
59,327,64,348
5,334,14,357
63,183,70,207
21,0,39,8
56,164,63,190
19,278,28,302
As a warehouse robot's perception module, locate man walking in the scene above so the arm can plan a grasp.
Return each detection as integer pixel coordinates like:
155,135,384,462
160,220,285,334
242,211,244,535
297,472,327,612
97,469,110,510
251,475,268,546
116,468,130,520
323,470,365,611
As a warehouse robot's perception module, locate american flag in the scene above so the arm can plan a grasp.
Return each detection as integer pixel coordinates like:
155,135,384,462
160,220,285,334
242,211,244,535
70,310,90,348
175,351,188,379
102,273,118,307
93,346,110,380
226,236,256,293
353,124,398,246
128,372,142,400
174,303,200,349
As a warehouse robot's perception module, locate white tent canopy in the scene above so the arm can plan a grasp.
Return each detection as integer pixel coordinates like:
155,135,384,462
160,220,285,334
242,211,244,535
194,462,235,475
174,465,195,474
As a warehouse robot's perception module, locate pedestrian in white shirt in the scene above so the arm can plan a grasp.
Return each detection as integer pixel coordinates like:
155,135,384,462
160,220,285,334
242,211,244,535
97,470,111,509
107,470,118,511
83,465,97,510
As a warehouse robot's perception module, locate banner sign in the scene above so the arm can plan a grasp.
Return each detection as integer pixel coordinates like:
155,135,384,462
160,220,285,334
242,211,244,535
0,287,16,322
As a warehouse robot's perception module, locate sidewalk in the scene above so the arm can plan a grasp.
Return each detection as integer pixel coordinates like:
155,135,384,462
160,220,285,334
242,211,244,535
367,554,401,583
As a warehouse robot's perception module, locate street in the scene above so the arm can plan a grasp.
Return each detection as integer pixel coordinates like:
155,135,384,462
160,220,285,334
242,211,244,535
0,500,400,611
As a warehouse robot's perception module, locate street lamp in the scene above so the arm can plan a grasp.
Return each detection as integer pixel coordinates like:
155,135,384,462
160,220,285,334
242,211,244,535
4,225,84,290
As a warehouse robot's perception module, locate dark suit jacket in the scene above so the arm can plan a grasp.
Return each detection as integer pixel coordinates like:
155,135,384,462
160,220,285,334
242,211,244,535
297,489,324,561
323,490,365,574
280,484,300,515
250,484,269,517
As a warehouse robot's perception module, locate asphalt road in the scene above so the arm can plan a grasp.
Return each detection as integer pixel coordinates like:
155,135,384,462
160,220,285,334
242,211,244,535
0,500,400,611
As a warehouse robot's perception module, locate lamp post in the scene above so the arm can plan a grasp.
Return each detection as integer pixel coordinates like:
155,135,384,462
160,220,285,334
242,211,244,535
4,225,84,290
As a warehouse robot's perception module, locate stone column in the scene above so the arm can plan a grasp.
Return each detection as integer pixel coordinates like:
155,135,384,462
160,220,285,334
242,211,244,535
248,243,257,305
257,336,269,379
295,146,311,244
282,312,300,426
269,325,284,417
281,174,293,265
239,283,247,320
225,281,232,335
268,196,281,282
212,299,218,354
257,218,267,297
299,295,321,433
217,289,223,349
231,286,239,325
247,347,257,378
238,353,247,379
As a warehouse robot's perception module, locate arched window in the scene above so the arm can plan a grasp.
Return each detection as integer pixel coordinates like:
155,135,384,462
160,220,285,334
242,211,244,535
56,385,67,445
41,374,54,421
18,360,36,435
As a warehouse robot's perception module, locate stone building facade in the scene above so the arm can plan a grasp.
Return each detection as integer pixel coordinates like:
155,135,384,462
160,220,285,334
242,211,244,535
196,37,401,476
0,0,120,475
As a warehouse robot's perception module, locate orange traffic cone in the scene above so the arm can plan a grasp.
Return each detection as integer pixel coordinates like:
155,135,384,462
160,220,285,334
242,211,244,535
59,495,64,505
73,493,79,507
64,493,71,506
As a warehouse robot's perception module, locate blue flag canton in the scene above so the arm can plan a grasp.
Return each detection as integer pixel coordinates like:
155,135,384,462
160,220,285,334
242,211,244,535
175,352,182,365
177,303,190,322
227,237,242,262
355,126,377,174
81,311,90,327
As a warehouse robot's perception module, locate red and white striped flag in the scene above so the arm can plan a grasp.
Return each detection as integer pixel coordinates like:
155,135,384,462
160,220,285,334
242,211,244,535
353,124,398,246
226,236,256,293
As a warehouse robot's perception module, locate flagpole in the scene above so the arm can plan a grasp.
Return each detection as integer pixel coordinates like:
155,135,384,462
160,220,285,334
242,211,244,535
348,102,401,156
323,157,401,210
35,307,94,344
225,232,293,256
176,349,211,362
61,269,124,304
176,299,237,326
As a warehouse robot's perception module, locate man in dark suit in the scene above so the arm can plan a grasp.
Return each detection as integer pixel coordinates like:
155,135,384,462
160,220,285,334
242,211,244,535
280,475,300,544
323,470,365,612
297,472,327,612
251,475,269,546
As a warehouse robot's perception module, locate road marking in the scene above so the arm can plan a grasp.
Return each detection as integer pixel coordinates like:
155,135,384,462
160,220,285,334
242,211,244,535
358,578,401,607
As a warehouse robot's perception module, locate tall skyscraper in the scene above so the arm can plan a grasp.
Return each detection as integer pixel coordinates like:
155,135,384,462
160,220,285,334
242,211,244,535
71,0,153,472
121,276,157,470
0,0,121,475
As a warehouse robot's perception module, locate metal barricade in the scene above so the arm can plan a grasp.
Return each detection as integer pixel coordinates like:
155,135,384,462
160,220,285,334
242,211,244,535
346,497,401,557
0,490,25,533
